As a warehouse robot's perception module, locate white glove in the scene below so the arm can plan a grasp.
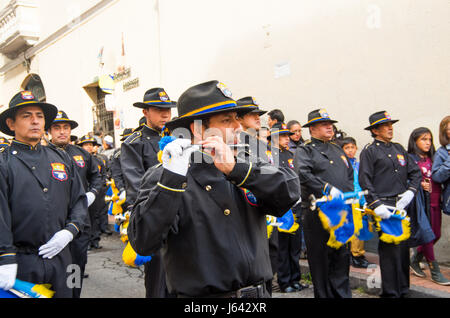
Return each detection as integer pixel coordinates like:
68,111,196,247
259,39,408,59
0,264,17,291
38,229,74,259
86,191,96,207
329,187,344,200
162,139,197,176
374,204,392,219
119,190,126,201
396,190,415,211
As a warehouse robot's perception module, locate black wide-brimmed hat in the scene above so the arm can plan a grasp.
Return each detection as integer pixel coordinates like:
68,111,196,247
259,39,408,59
303,108,338,128
120,128,134,141
236,96,267,116
133,88,177,109
0,91,58,136
51,110,79,129
267,123,294,140
365,111,399,130
165,80,255,131
77,134,100,146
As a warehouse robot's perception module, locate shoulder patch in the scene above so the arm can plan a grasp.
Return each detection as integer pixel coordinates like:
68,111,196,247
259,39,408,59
125,131,142,144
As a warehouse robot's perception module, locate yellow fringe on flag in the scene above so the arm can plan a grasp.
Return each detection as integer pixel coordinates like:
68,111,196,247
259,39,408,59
32,284,55,298
324,203,364,249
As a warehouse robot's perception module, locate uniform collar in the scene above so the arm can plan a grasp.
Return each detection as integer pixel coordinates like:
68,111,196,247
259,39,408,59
143,124,162,136
310,137,330,144
373,138,392,146
49,141,70,150
11,139,41,151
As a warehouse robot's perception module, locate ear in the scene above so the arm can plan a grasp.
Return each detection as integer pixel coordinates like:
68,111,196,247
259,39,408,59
5,118,15,132
190,121,204,142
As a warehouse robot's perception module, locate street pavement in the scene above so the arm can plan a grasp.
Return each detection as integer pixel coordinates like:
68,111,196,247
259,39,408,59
81,230,377,298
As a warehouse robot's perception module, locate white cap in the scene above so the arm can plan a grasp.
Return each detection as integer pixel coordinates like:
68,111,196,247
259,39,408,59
104,135,114,146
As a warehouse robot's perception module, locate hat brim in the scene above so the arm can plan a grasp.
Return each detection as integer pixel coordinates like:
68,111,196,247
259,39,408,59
303,118,338,128
77,140,100,146
364,119,399,130
0,102,58,136
51,119,79,130
165,105,256,131
267,131,295,140
133,101,177,109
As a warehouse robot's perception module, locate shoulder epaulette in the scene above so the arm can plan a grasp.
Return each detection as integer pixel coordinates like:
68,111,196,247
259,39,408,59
303,139,312,145
125,131,142,144
363,142,373,150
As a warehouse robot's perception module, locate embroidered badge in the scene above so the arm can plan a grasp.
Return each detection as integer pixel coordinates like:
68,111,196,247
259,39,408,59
56,111,64,119
251,97,259,106
397,154,406,166
341,155,349,168
51,163,68,181
73,155,85,168
21,91,34,100
288,158,294,169
319,109,330,118
384,112,391,120
159,91,169,102
266,150,274,165
216,82,232,98
242,188,258,206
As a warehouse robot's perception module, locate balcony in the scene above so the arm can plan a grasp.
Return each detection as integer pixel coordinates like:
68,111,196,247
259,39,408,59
0,0,39,59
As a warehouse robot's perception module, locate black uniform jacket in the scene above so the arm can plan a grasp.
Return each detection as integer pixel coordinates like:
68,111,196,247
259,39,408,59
293,137,354,203
110,148,125,192
358,139,421,209
239,131,270,164
128,150,301,297
0,140,88,266
48,143,102,195
120,125,161,208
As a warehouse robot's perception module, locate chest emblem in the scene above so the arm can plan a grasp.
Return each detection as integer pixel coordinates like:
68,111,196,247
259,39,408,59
397,154,406,166
51,163,68,181
288,158,294,169
73,155,85,168
266,150,274,165
242,188,259,207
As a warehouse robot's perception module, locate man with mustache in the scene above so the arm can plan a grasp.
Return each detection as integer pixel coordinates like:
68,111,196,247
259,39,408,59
128,80,300,298
0,91,87,297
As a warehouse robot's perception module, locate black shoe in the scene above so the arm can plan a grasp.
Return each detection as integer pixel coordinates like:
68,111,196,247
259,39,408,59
101,229,112,235
90,242,103,250
351,255,369,268
291,282,309,291
281,286,296,293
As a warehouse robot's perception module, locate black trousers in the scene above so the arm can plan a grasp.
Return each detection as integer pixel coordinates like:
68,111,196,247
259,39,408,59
302,207,351,298
266,229,278,295
69,231,90,298
144,250,171,298
277,230,302,290
16,248,73,298
377,197,410,298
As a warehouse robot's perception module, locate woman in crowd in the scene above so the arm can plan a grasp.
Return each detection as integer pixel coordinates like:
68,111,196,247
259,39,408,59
286,120,304,152
408,126,450,285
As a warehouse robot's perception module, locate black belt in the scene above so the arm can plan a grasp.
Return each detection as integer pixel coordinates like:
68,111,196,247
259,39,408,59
15,245,39,254
178,282,267,298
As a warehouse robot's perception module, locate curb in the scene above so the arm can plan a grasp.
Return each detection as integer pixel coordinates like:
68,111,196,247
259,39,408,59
299,260,450,298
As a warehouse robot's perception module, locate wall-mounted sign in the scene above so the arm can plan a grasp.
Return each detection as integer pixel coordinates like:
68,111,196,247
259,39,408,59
123,78,139,92
113,67,131,82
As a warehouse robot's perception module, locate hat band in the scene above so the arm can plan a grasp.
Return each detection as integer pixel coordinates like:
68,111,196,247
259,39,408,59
306,116,332,125
15,101,40,107
144,100,173,105
270,129,291,136
180,101,237,118
54,118,70,121
370,118,391,126
239,104,257,108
